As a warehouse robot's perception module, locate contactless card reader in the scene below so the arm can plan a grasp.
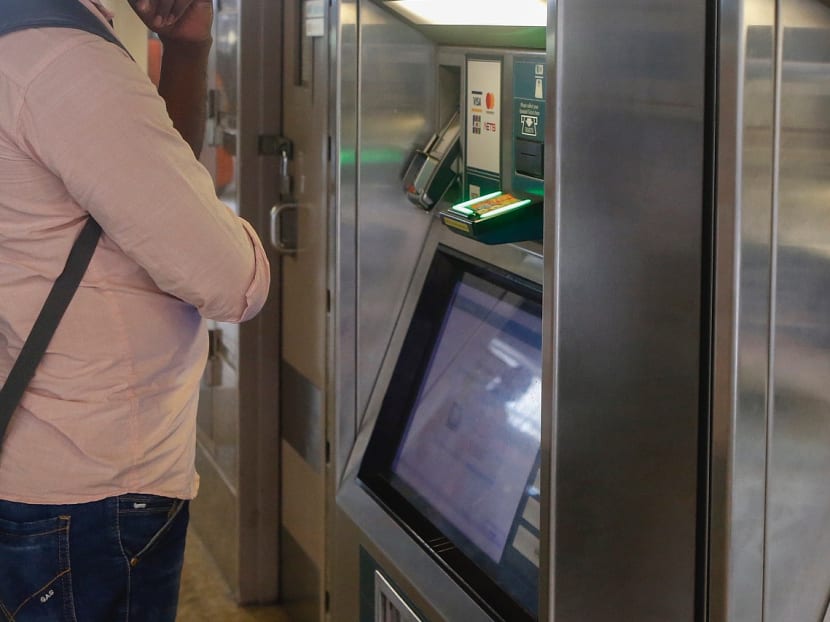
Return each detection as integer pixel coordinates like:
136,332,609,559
402,111,462,210
440,191,542,245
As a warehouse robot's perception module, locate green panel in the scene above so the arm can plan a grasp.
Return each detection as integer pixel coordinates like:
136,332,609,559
359,548,375,622
512,57,545,196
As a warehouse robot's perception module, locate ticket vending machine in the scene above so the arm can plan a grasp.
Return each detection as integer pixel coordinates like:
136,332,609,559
330,4,547,616
330,1,830,621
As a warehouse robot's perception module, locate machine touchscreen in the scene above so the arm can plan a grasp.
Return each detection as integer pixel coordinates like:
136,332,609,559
392,272,541,561
360,247,542,621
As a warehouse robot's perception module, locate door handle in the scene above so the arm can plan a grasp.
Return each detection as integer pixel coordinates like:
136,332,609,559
270,203,298,255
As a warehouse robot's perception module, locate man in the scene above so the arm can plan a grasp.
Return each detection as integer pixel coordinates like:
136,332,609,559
0,1,270,620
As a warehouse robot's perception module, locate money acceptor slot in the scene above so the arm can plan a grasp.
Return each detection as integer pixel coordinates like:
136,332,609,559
441,191,542,245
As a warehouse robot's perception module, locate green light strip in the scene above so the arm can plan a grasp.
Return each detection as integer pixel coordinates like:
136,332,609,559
477,199,532,220
452,205,475,216
450,191,503,213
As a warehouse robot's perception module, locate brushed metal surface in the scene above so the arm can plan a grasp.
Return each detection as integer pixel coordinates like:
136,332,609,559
235,0,284,603
281,0,330,389
282,361,325,473
328,8,359,622
551,1,707,620
279,0,330,616
283,440,326,566
356,0,436,423
281,526,322,622
709,1,776,620
333,0,359,482
540,1,557,619
765,3,830,620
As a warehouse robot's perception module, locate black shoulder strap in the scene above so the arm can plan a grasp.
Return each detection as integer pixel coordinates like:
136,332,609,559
0,220,102,438
0,0,127,52
0,0,127,443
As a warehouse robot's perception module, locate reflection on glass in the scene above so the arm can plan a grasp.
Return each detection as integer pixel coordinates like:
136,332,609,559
392,273,542,563
196,0,241,485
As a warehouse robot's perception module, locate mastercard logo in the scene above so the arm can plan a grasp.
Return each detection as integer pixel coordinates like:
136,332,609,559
485,92,496,110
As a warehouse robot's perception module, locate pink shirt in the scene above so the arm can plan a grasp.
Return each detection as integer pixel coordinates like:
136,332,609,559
0,1,270,504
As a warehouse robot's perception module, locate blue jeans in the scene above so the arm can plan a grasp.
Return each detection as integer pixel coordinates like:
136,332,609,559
0,494,189,622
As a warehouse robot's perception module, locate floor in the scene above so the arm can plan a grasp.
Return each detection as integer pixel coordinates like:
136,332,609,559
177,528,292,622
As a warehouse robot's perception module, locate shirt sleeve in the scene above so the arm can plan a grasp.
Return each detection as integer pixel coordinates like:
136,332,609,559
15,33,270,323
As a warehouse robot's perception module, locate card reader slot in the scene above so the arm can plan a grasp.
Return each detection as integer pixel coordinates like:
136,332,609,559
402,111,462,210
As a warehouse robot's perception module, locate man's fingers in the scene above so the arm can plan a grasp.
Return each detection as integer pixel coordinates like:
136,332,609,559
131,0,156,18
151,0,176,27
131,0,197,29
169,0,197,22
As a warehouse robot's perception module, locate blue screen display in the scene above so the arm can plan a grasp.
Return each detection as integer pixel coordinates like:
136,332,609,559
392,271,543,568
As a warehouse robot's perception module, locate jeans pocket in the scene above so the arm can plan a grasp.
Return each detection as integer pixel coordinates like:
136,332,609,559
117,495,186,567
0,515,76,622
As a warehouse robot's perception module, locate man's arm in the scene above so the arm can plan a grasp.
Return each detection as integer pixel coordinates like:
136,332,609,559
129,0,214,157
157,39,210,157
17,32,269,323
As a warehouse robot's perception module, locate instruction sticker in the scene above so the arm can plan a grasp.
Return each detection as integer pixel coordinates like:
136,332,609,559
466,58,502,176
514,58,546,141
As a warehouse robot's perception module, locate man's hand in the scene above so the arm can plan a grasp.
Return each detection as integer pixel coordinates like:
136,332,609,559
128,0,213,44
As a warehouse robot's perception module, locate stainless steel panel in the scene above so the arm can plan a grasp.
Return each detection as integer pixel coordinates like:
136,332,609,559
281,0,330,389
283,361,325,472
234,0,283,603
282,526,323,622
766,3,830,620
541,2,557,619
551,2,707,620
331,504,363,621
329,7,359,621
710,0,776,620
333,0,359,482
283,440,326,567
356,0,436,422
280,0,330,615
